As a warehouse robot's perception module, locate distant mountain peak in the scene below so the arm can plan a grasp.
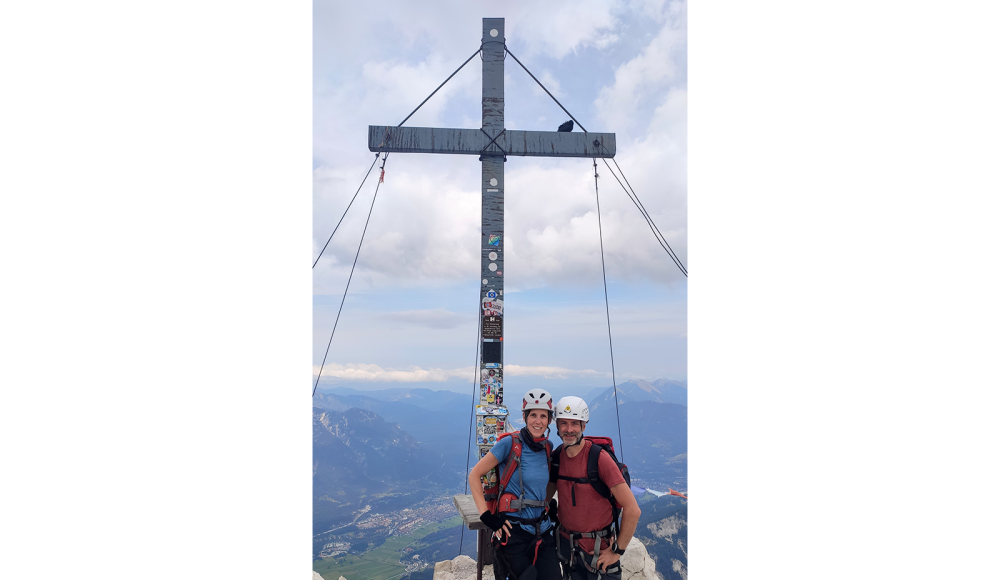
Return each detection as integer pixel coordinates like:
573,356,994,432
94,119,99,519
632,379,659,394
587,379,687,409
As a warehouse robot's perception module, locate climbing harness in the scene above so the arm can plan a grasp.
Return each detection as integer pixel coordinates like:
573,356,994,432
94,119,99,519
484,428,553,579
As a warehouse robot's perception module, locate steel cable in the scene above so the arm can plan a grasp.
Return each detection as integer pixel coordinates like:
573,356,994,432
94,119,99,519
593,158,624,462
312,155,380,269
313,45,480,268
312,154,387,397
504,46,587,133
600,158,687,276
459,309,483,558
397,45,483,128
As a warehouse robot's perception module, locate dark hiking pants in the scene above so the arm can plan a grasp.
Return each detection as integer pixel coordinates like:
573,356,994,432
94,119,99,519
556,534,622,580
493,524,561,580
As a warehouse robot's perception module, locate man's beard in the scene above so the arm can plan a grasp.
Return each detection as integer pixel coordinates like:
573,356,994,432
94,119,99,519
558,430,580,444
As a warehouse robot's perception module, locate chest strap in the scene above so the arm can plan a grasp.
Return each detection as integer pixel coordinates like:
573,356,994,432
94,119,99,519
507,497,546,510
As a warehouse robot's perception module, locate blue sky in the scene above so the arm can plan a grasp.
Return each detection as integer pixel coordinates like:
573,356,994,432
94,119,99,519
313,1,687,393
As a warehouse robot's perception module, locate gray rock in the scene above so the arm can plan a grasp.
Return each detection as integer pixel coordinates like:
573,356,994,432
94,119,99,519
433,555,478,580
432,541,660,580
620,540,662,580
647,515,684,542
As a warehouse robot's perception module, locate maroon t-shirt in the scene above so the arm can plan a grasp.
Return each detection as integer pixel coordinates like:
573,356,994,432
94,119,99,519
551,440,625,554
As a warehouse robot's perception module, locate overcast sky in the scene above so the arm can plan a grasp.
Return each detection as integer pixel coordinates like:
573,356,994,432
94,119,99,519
313,0,688,394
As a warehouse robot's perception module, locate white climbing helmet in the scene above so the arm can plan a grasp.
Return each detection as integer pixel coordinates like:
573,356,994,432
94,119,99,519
555,396,589,423
522,389,554,417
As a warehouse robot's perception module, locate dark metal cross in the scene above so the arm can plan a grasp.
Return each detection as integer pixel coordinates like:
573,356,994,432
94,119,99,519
368,18,615,463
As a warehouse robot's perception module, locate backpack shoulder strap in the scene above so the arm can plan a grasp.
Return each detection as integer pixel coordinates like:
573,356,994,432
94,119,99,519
497,433,522,490
587,444,612,499
550,444,562,482
587,444,622,535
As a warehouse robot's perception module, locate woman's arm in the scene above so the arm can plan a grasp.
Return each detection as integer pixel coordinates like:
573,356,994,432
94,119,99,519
468,452,501,515
468,451,513,540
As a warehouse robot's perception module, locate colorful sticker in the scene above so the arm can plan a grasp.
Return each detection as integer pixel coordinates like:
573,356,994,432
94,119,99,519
480,367,503,405
482,297,503,316
476,404,508,416
484,362,501,368
476,414,507,445
486,290,497,299
496,270,502,276
488,235,500,246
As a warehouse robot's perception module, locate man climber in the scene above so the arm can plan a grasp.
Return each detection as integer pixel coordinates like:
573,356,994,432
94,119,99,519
548,396,640,580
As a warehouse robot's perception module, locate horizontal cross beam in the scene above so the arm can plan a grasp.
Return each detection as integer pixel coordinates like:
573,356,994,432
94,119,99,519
368,126,615,158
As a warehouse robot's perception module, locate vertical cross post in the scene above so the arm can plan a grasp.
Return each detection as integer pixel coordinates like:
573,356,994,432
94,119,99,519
475,19,505,578
478,16,506,441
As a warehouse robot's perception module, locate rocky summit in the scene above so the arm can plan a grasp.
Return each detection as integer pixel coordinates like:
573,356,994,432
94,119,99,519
427,540,660,580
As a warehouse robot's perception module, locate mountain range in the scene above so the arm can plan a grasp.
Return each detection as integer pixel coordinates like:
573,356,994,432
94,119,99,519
313,407,451,536
314,387,473,473
313,379,687,551
588,378,687,410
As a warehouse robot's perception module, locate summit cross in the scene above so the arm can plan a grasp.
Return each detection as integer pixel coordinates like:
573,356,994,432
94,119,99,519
367,18,615,463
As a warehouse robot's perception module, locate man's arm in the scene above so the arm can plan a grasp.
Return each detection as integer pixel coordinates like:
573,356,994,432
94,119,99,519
595,481,641,572
610,481,641,551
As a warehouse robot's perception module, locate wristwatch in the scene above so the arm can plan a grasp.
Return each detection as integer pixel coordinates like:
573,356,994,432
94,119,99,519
611,541,626,555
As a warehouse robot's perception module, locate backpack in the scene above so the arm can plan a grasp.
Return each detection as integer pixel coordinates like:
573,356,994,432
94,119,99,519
551,436,631,533
483,431,553,514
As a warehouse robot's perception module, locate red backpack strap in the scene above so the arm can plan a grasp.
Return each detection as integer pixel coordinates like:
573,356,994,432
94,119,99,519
497,432,522,491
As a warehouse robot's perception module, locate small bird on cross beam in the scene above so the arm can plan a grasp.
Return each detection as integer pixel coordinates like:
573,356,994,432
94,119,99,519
557,120,574,132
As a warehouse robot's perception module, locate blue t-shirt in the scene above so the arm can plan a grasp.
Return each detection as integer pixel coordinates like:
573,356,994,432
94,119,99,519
490,435,554,534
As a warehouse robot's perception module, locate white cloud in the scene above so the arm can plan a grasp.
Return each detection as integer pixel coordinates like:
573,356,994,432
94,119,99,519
505,364,610,379
594,1,687,139
314,363,471,383
510,0,624,59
